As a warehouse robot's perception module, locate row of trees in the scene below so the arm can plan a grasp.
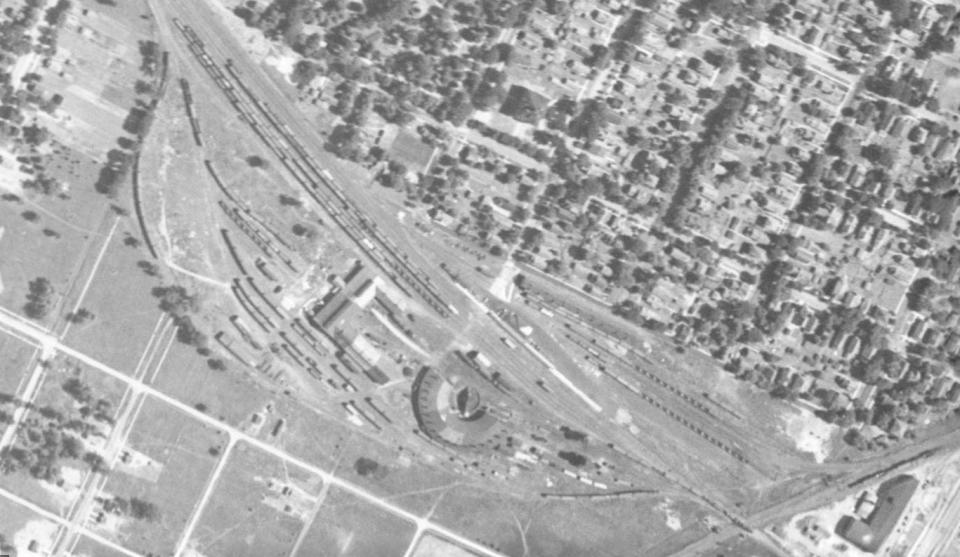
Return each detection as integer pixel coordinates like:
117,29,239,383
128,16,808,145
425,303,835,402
662,83,751,228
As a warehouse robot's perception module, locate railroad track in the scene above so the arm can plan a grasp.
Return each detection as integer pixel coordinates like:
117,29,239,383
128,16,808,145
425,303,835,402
172,19,454,318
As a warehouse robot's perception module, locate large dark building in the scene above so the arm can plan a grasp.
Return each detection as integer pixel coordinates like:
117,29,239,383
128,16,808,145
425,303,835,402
836,474,919,553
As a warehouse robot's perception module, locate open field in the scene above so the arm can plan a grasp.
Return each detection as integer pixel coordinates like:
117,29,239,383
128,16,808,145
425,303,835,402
256,393,467,516
430,486,711,557
0,193,100,327
0,331,38,394
96,396,226,555
187,440,323,557
410,533,482,557
63,216,167,373
152,341,275,427
293,485,416,557
694,534,782,557
71,534,137,557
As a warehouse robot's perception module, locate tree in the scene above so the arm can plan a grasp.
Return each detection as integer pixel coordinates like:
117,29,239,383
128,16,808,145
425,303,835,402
906,277,935,312
62,378,92,403
364,0,410,22
151,285,199,316
21,123,49,146
174,316,208,350
129,498,160,521
22,173,63,196
326,124,364,161
23,277,54,319
83,451,108,474
861,143,896,168
246,155,268,168
354,457,380,476
66,308,95,324
59,436,83,459
568,99,608,143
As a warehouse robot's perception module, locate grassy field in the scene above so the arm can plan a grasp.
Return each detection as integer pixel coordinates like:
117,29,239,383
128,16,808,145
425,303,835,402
293,486,416,557
0,192,101,327
28,355,130,417
187,440,323,557
0,331,39,395
410,534,481,557
96,396,226,555
62,216,167,374
152,341,275,427
694,534,782,557
429,487,711,557
71,534,137,557
251,392,466,516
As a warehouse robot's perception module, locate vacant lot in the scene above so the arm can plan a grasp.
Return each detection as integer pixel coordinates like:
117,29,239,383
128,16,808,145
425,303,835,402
187,441,323,557
96,396,226,555
293,486,416,557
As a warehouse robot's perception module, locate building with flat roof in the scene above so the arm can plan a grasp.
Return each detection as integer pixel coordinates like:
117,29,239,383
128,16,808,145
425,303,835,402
836,474,919,553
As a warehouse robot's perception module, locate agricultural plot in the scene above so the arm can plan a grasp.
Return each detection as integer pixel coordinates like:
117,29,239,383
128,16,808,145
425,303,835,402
95,396,226,555
62,217,167,373
186,441,323,557
37,0,154,159
293,486,416,557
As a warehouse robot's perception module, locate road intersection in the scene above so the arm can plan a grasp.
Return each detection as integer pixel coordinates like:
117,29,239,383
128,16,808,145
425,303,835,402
0,307,505,557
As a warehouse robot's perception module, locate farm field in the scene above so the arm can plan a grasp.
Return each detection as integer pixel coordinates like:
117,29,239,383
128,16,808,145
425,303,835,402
186,440,323,557
293,485,417,557
95,396,226,555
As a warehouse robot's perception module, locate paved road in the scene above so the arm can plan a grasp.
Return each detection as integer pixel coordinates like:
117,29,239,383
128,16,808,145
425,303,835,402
0,310,507,557
0,482,140,557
